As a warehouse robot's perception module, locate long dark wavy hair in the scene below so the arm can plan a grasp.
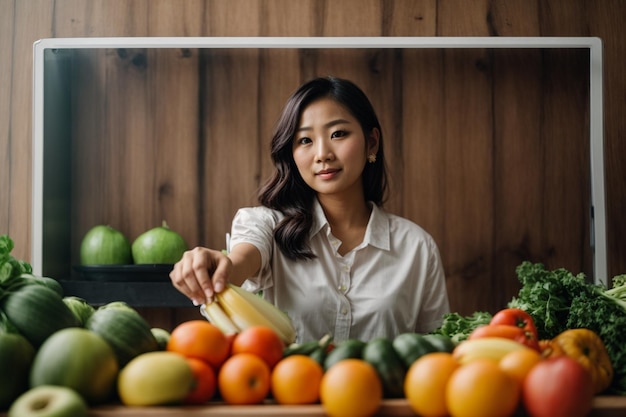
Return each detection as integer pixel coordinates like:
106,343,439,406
258,76,388,260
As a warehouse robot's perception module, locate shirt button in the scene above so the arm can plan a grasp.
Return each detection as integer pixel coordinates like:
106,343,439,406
338,285,346,292
341,308,348,315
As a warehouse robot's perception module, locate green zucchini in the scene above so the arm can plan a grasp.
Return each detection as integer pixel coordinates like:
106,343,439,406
323,338,366,371
392,332,438,368
363,337,407,398
423,333,456,353
0,284,80,347
86,305,159,367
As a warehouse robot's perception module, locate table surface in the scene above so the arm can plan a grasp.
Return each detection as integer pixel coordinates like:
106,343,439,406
64,396,626,417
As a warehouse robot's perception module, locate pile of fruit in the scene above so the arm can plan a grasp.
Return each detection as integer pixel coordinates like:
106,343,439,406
0,233,620,417
80,222,188,265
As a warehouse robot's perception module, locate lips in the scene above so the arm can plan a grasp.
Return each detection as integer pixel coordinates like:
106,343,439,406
316,168,340,179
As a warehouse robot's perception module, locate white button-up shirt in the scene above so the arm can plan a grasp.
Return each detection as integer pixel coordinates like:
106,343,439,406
229,199,450,343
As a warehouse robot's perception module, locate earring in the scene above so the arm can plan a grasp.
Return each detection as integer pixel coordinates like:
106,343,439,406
368,154,377,163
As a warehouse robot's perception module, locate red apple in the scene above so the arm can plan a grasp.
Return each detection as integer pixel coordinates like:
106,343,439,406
522,355,594,417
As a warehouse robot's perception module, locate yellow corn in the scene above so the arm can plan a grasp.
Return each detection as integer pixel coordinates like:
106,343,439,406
452,337,530,365
202,284,296,344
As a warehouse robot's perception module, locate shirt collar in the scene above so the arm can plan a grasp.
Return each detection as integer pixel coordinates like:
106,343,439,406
311,198,391,251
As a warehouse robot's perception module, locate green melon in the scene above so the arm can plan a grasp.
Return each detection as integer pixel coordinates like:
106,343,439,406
29,328,119,405
0,332,36,409
80,225,132,265
131,221,188,264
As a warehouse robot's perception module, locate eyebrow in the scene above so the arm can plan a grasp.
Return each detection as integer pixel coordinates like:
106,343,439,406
296,118,352,133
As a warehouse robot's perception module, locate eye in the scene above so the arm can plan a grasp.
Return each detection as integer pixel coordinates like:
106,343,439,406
331,130,347,139
295,136,312,145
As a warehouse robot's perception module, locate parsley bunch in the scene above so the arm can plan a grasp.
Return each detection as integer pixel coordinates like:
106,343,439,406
508,261,626,394
430,311,492,344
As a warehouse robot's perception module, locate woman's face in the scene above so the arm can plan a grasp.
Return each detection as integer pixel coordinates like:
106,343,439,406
292,98,379,198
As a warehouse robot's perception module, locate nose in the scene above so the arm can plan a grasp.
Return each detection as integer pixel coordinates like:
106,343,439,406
315,138,334,163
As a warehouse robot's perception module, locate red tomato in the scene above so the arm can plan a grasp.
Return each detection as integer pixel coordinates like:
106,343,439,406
184,358,217,404
522,356,594,417
469,324,540,350
491,308,540,350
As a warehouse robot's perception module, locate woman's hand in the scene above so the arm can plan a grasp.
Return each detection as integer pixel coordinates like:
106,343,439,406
169,246,232,305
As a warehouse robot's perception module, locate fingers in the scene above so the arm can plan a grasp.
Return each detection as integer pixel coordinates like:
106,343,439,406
169,247,231,305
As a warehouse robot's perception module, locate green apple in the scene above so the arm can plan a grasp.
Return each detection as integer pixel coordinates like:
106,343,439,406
131,221,188,264
8,385,88,417
80,225,132,265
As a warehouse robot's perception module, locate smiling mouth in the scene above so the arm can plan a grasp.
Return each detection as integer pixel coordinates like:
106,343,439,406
316,168,340,179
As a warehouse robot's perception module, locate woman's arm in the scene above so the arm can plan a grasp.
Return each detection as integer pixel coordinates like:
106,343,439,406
169,242,262,305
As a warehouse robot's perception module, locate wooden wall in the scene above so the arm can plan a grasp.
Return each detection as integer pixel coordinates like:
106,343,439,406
1,0,625,330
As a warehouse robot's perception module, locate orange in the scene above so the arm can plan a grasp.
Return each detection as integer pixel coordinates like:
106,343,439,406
231,326,285,369
184,357,217,404
404,352,459,417
446,359,520,417
218,353,270,405
499,348,543,387
320,358,382,417
271,354,324,405
167,320,230,369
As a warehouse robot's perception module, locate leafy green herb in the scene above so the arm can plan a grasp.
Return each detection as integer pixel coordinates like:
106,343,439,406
430,311,492,344
508,261,626,394
0,235,32,287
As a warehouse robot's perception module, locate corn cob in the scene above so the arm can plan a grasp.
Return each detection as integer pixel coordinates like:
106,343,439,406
201,284,296,344
452,337,530,365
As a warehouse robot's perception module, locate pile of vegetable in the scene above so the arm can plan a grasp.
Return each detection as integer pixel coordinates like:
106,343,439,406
507,261,626,394
431,310,493,344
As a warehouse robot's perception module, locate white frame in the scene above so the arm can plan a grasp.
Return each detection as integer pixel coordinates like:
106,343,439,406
32,36,606,284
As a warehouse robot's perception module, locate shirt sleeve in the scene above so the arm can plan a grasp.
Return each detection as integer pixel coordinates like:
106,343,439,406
415,237,451,333
229,206,278,292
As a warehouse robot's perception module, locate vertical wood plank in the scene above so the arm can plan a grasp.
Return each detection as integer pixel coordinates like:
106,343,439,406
383,0,437,36
53,0,149,37
588,0,626,279
401,49,447,253
437,0,495,314
538,0,593,278
260,0,317,36
491,49,545,303
0,0,15,233
541,49,591,273
206,0,263,36
256,0,317,182
200,49,262,250
148,0,206,37
201,1,264,250
8,0,56,261
322,0,383,37
488,1,544,304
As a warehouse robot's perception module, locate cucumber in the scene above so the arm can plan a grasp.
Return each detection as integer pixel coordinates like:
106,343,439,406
284,333,333,357
423,333,456,353
392,332,438,368
323,339,366,371
363,337,407,398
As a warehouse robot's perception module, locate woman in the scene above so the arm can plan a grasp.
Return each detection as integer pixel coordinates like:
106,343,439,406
170,76,450,343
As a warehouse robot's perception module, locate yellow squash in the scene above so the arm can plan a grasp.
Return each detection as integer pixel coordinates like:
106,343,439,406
553,328,613,394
